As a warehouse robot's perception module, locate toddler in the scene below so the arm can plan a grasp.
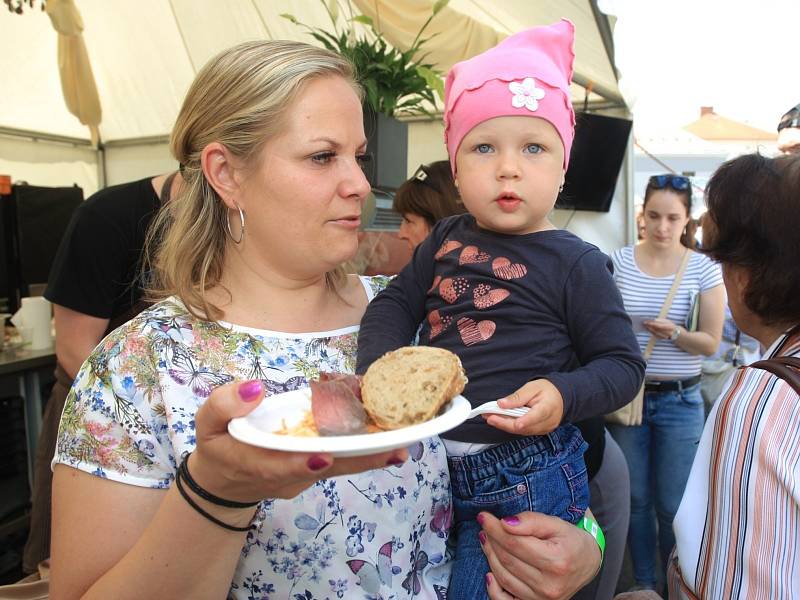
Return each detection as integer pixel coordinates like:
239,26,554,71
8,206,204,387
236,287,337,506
357,19,644,599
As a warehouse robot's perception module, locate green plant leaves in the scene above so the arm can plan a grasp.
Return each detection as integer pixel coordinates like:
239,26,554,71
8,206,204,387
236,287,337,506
351,14,374,27
281,1,445,117
432,0,450,16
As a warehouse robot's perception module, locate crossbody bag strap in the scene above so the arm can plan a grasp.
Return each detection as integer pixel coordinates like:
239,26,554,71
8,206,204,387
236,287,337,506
643,248,691,360
749,358,800,395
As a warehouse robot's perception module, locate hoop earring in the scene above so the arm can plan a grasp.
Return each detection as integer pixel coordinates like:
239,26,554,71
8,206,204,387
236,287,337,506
226,204,245,244
558,183,564,193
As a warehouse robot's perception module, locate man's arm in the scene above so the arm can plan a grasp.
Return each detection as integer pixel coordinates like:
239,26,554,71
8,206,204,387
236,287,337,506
53,304,109,379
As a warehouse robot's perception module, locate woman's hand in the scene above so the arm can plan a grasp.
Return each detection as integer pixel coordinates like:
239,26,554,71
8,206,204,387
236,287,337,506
643,317,678,340
479,511,601,600
190,380,407,502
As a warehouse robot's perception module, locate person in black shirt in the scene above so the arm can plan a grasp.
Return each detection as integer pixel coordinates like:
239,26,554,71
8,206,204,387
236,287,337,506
22,172,180,573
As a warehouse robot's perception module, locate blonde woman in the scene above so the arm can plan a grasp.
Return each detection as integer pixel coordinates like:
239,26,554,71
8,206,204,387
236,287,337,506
48,41,601,599
608,175,725,592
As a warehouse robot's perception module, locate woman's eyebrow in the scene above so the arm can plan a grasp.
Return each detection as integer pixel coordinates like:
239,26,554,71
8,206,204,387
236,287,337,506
307,136,341,147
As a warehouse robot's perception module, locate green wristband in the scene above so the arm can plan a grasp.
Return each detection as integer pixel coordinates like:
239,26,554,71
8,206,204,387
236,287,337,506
577,515,605,561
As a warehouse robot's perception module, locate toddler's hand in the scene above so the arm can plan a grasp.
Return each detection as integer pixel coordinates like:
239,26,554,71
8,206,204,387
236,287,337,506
485,379,564,436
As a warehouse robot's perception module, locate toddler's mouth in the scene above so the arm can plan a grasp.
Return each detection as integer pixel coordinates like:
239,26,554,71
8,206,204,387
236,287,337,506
495,192,522,211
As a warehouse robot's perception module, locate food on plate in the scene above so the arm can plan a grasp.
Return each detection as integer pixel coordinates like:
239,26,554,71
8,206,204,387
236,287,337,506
361,346,466,430
309,372,369,435
274,347,466,436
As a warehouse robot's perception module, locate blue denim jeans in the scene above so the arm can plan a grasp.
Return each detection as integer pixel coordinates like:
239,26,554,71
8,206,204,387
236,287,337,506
446,425,589,600
607,383,705,589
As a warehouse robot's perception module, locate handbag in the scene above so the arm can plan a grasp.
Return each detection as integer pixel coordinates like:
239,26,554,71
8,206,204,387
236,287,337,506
685,289,700,332
606,249,691,426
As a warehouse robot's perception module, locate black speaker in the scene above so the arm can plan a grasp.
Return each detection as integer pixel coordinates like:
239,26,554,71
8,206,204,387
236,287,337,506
557,113,632,212
1,184,83,313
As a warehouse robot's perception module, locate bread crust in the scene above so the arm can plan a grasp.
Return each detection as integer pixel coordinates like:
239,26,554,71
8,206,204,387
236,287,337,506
361,347,467,430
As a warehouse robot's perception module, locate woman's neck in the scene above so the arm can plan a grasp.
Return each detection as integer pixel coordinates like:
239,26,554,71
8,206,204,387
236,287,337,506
207,254,364,333
748,320,799,352
634,241,687,277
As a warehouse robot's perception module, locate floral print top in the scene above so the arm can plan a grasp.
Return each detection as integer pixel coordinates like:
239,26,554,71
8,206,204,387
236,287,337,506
54,276,452,600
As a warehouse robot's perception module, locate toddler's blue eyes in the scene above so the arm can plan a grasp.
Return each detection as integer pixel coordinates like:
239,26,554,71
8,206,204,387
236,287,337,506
476,144,492,153
525,144,542,154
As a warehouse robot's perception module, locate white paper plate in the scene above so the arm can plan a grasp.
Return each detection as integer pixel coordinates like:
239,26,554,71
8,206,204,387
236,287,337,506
228,387,471,457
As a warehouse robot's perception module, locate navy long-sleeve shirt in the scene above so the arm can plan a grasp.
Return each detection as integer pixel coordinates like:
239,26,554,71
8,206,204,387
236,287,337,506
357,215,645,443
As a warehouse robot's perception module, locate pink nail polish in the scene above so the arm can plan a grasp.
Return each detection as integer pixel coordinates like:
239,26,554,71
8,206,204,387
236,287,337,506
238,380,263,401
485,573,493,587
307,456,329,471
478,531,486,545
502,515,520,525
476,513,485,526
386,455,405,466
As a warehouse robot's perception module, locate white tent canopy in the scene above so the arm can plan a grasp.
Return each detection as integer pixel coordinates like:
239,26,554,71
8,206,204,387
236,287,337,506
0,0,635,250
1,0,622,142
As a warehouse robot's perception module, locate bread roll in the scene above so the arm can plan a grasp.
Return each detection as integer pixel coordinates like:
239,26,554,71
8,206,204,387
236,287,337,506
361,347,467,430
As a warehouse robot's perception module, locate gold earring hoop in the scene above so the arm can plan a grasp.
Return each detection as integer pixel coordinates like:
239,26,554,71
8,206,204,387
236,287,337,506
226,204,245,244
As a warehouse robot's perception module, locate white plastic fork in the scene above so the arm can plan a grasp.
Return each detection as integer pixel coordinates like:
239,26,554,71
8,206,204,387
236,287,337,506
468,400,529,419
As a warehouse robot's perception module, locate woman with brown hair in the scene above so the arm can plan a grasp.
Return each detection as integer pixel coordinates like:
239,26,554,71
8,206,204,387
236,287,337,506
668,152,800,599
393,160,466,250
608,174,725,592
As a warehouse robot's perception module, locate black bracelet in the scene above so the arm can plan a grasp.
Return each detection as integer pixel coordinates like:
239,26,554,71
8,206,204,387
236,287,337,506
174,467,253,532
180,452,260,508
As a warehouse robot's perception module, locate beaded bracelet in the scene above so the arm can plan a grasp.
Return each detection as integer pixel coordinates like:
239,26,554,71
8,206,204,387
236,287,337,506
174,467,253,532
179,452,260,508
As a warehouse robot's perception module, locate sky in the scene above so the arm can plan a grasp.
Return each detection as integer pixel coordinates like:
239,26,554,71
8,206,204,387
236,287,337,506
599,0,800,136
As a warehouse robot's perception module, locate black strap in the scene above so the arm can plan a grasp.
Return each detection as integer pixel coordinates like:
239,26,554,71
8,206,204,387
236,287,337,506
732,328,742,366
750,357,800,395
179,453,260,508
174,468,253,532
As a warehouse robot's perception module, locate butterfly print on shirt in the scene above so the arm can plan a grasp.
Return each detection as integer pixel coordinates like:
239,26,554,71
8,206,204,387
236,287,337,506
347,541,399,595
262,376,306,395
402,540,430,596
167,346,232,398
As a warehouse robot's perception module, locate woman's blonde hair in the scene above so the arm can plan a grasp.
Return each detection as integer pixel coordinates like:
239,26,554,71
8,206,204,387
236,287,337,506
145,40,362,320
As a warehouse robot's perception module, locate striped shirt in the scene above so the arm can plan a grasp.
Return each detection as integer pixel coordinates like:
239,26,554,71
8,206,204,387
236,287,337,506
668,326,800,599
611,246,722,379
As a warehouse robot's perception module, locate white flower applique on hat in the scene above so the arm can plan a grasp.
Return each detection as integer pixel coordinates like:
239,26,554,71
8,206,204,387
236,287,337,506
509,78,545,112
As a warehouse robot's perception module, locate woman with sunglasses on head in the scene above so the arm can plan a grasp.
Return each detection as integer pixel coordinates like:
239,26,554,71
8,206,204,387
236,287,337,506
607,174,725,593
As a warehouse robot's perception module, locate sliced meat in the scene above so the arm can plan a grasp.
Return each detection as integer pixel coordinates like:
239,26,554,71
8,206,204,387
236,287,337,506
310,373,368,436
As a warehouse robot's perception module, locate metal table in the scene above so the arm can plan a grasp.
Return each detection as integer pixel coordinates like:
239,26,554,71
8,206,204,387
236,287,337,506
0,344,56,488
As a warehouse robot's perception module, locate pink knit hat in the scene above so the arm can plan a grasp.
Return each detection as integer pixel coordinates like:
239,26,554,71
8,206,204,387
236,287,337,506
443,19,576,174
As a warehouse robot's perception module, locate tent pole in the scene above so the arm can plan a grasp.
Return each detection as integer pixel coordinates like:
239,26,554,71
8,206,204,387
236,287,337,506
623,114,636,245
0,126,91,148
97,143,107,190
